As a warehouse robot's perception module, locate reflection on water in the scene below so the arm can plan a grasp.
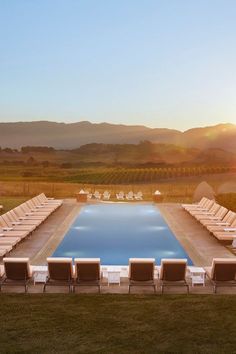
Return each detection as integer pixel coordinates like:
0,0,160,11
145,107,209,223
53,203,193,265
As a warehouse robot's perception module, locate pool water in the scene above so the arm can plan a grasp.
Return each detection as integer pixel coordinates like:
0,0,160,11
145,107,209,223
53,203,193,265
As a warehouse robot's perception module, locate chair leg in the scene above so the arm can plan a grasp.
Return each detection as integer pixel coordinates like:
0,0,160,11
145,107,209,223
186,284,189,294
161,284,164,294
98,285,101,294
43,283,47,293
214,284,217,294
128,284,131,294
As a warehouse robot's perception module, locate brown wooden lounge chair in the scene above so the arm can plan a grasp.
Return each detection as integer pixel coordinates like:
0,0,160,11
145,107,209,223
74,258,101,293
43,257,74,293
1,257,33,292
205,258,236,293
128,258,156,293
159,259,189,294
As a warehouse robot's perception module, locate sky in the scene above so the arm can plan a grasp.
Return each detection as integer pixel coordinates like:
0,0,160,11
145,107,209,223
0,0,236,130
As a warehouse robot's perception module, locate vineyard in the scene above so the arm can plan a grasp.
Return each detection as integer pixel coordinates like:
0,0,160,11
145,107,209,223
66,165,233,185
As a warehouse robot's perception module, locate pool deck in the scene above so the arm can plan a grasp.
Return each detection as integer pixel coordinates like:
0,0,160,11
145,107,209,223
158,203,235,266
1,200,235,294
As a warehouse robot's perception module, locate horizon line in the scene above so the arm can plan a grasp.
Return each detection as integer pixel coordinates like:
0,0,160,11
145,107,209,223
0,119,235,133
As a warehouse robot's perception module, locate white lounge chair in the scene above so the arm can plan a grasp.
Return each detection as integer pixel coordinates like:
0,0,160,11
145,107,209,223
103,191,111,200
134,191,143,200
126,191,134,200
116,191,125,200
94,191,101,200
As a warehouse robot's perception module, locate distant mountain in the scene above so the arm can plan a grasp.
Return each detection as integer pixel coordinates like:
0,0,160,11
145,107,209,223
0,121,235,152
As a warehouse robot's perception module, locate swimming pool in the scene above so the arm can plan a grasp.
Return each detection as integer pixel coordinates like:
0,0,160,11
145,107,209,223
53,203,193,265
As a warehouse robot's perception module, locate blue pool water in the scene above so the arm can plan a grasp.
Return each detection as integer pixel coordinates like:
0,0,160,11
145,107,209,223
53,203,193,265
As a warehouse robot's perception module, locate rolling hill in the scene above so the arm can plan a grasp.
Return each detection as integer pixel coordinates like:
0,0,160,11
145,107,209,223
0,121,235,152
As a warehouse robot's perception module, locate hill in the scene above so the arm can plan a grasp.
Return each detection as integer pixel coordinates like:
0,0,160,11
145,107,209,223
0,142,235,167
0,121,235,152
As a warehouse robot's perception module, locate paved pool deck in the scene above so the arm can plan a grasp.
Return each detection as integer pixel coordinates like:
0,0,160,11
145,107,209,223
158,203,235,266
1,200,235,294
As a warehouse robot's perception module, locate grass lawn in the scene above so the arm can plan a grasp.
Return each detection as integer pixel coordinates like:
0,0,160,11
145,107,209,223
0,196,28,214
0,295,236,353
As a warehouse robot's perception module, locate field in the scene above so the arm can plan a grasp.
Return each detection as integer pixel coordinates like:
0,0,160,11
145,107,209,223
0,171,236,214
0,294,235,353
0,149,235,211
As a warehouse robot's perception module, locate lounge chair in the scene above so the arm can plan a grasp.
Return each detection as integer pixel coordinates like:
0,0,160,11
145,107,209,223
0,214,36,233
208,214,236,233
14,205,47,222
126,191,134,200
7,210,41,228
159,259,189,294
191,203,221,220
33,193,61,206
38,193,63,206
182,197,208,210
1,257,33,292
21,202,50,218
116,191,125,200
206,211,236,232
199,206,228,226
31,197,58,212
74,258,101,293
187,200,216,216
134,191,143,200
185,199,214,213
103,191,111,200
205,258,236,293
128,258,156,293
43,257,74,292
210,216,236,237
212,231,236,242
0,226,28,240
0,235,20,247
93,191,101,200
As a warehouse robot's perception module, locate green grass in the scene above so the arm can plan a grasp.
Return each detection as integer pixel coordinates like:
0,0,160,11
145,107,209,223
0,294,236,353
0,196,28,214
